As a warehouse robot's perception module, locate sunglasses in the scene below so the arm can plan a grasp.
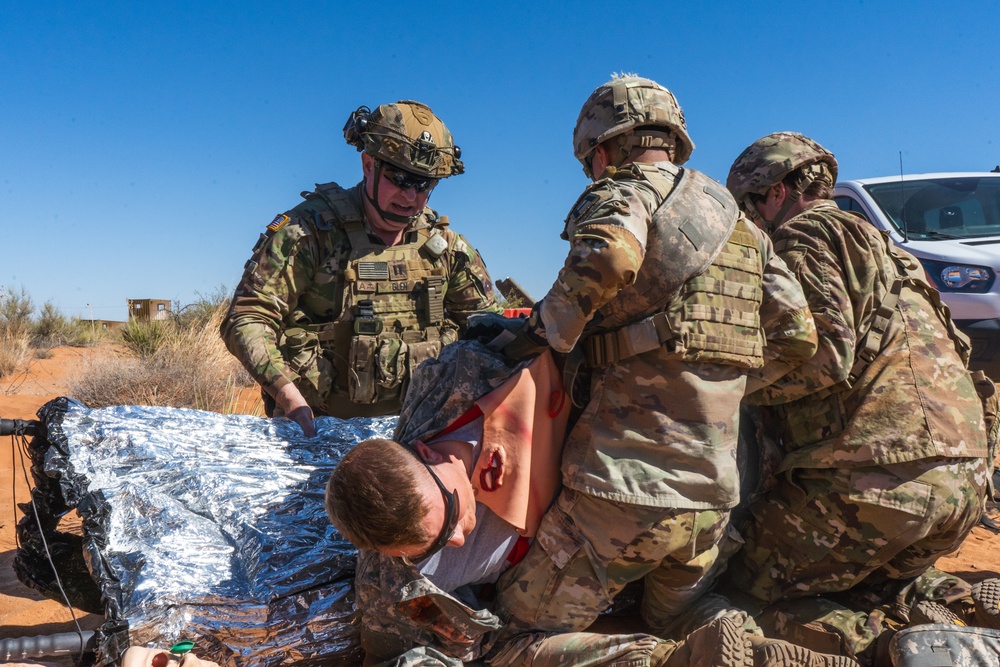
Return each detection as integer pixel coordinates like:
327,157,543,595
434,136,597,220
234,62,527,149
404,455,461,564
381,163,438,193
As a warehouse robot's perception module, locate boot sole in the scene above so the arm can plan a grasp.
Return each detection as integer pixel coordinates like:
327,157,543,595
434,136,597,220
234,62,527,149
756,642,860,667
972,578,1000,630
910,600,966,627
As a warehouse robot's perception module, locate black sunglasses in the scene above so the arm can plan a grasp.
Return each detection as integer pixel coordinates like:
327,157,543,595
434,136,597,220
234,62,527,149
405,455,461,564
381,163,438,193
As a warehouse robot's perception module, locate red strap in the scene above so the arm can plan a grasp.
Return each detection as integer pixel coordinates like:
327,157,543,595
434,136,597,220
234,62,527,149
434,405,484,437
505,536,531,566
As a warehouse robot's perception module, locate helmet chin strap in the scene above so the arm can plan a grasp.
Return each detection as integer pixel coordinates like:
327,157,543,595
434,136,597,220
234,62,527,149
365,161,419,225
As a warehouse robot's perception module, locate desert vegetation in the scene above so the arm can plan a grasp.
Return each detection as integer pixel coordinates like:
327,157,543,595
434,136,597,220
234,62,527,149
0,285,260,414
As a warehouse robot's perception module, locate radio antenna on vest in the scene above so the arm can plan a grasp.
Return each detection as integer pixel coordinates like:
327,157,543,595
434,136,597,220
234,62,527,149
899,151,909,243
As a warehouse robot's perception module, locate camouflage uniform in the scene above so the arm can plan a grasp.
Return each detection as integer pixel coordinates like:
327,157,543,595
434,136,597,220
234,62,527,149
353,341,682,667
726,133,989,606
221,101,500,419
492,77,817,646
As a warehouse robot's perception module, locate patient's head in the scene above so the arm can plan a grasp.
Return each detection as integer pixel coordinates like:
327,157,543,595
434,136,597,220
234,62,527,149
326,438,468,562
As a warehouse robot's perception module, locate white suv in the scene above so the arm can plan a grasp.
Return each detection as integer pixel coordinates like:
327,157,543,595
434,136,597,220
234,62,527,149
833,172,1000,377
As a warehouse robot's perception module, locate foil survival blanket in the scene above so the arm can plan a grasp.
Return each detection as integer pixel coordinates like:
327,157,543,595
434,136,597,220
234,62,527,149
21,397,396,667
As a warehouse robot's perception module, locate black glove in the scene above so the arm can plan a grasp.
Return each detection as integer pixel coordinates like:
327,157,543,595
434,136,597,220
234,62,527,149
463,312,524,347
502,315,550,362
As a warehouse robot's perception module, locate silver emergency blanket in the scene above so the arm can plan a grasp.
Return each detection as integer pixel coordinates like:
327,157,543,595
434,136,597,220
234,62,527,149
34,397,395,667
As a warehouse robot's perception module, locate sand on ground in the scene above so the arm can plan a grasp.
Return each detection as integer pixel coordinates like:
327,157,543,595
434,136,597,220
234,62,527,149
0,345,997,656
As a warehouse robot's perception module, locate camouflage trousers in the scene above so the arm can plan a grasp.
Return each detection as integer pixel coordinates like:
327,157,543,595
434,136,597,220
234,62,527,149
730,456,988,604
494,488,730,638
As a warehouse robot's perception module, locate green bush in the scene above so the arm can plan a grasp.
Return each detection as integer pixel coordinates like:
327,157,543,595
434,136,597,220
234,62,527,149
1,285,34,339
120,318,171,357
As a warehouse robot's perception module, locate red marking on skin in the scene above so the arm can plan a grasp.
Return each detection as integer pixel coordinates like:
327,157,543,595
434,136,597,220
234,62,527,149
152,654,170,667
479,451,502,491
548,390,565,417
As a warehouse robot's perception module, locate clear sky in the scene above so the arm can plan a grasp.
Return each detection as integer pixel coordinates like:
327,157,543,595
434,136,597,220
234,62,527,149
3,1,998,321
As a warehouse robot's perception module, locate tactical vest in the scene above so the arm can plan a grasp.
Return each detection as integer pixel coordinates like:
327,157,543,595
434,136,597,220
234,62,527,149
584,165,764,369
283,182,456,418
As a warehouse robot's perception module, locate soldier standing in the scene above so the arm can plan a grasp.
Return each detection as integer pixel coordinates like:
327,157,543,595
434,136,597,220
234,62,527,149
474,75,819,661
221,101,501,435
725,133,989,631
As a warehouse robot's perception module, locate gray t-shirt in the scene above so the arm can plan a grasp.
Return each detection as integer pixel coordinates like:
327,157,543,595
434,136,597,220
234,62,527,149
418,417,520,594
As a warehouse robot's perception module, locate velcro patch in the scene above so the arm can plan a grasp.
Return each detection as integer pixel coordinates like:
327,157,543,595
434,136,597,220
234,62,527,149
267,214,290,232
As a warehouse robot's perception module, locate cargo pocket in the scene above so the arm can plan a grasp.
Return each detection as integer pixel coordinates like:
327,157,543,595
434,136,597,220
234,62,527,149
779,393,845,448
282,328,333,406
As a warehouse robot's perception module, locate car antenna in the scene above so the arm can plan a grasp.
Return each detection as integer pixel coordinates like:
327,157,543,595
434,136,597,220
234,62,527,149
899,151,909,243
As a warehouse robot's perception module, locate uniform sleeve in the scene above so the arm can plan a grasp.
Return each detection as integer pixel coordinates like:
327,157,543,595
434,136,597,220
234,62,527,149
744,225,818,397
220,217,318,393
534,182,648,353
744,220,856,405
441,232,503,330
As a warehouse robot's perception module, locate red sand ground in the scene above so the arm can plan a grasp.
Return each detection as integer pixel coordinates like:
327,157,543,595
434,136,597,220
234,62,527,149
1,345,997,659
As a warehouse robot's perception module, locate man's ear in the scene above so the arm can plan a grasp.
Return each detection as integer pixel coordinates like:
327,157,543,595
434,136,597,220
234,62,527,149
361,152,375,182
768,182,787,206
412,440,444,464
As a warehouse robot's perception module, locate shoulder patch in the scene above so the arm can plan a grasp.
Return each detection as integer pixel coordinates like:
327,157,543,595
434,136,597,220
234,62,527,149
267,214,290,232
565,181,630,227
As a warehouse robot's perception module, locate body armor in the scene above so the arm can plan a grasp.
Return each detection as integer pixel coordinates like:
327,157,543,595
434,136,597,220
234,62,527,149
280,182,457,418
583,165,764,369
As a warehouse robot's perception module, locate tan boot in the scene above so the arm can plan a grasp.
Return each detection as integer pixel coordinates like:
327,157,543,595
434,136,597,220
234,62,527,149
660,614,753,667
748,635,862,667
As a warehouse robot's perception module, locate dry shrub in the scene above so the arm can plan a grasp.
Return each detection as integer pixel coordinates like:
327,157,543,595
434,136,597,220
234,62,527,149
69,302,260,414
0,328,31,378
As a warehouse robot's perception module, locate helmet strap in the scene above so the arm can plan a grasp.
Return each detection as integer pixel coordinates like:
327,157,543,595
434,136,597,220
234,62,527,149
364,160,419,224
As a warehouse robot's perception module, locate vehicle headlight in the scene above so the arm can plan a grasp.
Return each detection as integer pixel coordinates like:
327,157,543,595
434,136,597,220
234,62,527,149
920,259,995,293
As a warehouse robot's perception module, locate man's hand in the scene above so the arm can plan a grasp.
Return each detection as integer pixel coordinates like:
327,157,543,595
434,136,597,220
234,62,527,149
273,383,317,437
502,314,550,362
463,312,524,348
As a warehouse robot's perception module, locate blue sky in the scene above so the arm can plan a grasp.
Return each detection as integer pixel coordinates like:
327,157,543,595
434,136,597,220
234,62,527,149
2,1,998,321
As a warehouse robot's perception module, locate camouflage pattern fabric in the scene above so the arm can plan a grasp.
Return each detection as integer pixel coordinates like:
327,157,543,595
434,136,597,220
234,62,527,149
220,181,500,419
744,201,988,468
352,343,682,667
890,623,1000,666
487,162,814,661
733,201,988,609
730,457,987,605
495,488,730,635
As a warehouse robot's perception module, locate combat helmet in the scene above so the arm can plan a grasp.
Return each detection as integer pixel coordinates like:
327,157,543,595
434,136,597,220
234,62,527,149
573,75,695,178
344,101,464,179
726,132,838,226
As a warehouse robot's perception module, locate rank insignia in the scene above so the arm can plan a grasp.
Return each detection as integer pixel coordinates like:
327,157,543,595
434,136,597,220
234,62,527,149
267,214,290,232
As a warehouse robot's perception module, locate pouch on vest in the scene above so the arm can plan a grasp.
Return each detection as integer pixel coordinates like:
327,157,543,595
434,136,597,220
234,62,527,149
281,327,334,405
349,336,378,403
375,338,407,391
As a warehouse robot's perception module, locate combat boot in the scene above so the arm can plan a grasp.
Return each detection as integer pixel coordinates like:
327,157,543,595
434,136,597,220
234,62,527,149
747,635,862,667
657,614,753,667
908,601,966,627
972,577,1000,629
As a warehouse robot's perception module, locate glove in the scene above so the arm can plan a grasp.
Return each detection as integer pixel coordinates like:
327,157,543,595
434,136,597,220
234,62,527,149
463,312,525,347
502,315,550,362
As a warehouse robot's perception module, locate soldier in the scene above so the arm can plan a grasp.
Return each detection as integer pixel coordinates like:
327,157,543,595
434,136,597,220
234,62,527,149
221,101,501,435
327,341,854,667
725,133,989,632
464,74,819,662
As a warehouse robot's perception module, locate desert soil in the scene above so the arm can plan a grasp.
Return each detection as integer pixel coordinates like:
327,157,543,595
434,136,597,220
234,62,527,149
0,345,998,659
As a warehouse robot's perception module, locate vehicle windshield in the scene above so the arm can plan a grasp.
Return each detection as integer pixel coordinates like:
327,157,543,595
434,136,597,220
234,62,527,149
864,177,1000,240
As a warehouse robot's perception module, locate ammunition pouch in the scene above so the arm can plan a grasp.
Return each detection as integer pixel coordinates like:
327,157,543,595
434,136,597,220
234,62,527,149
346,328,454,406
